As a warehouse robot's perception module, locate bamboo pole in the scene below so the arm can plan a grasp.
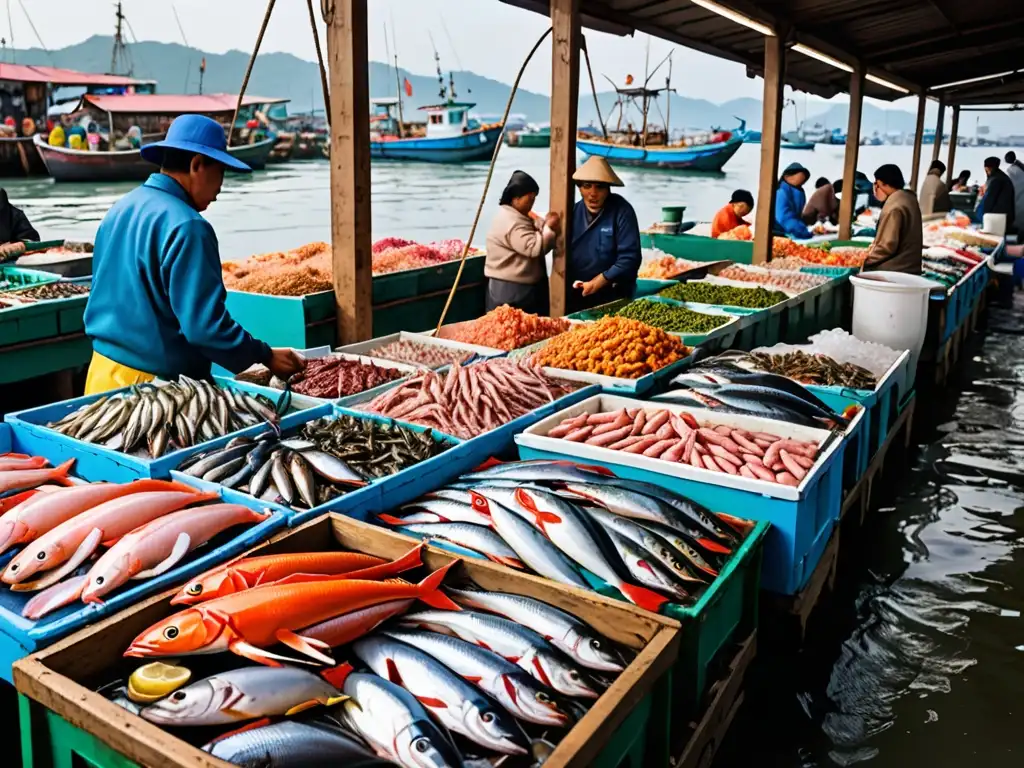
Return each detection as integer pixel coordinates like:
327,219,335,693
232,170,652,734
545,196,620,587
909,90,927,192
838,65,864,240
752,34,785,265
946,105,960,186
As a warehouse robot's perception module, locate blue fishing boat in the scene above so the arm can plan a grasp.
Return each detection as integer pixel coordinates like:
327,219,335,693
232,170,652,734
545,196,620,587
737,118,762,144
368,50,502,163
576,67,743,172
781,140,816,150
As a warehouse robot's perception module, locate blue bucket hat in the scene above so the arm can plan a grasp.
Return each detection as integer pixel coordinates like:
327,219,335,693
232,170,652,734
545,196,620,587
140,114,251,172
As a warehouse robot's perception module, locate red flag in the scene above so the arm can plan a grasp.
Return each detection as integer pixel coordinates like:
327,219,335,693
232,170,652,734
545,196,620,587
625,74,634,85
403,78,413,97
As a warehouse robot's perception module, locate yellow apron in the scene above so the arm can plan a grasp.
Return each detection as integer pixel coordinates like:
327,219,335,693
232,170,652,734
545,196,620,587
84,351,156,395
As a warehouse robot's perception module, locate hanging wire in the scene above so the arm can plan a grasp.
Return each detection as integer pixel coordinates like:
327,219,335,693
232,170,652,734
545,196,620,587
434,26,553,333
305,0,330,122
171,4,193,92
228,0,278,145
15,0,52,63
6,0,14,63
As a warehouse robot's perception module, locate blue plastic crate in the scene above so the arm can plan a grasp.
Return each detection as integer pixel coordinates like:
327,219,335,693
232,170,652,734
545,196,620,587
0,423,287,682
514,395,845,595
5,386,320,479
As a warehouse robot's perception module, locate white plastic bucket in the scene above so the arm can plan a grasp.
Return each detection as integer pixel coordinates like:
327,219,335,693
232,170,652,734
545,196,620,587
850,271,941,389
982,213,1007,236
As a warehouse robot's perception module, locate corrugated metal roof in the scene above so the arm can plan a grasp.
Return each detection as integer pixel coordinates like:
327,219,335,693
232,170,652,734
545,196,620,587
502,0,1024,104
80,93,290,114
0,63,151,87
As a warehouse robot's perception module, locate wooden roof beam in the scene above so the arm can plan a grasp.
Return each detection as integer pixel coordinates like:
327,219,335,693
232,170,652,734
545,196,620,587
868,22,1024,66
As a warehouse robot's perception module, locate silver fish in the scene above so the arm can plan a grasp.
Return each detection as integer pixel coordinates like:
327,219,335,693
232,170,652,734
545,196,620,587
603,528,690,603
340,671,464,768
289,451,317,508
400,609,600,699
299,449,365,485
468,492,588,589
459,460,613,485
388,498,491,526
383,628,569,727
141,666,347,726
353,635,529,756
446,587,626,672
249,448,280,498
587,507,706,585
637,521,719,578
203,455,246,483
203,720,393,767
401,523,524,569
271,452,296,505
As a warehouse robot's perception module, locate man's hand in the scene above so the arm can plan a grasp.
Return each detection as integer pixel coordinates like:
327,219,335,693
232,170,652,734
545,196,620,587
267,347,306,379
577,274,609,297
544,212,561,233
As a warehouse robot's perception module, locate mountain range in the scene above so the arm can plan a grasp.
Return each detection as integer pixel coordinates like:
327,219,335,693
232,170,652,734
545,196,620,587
7,35,1021,136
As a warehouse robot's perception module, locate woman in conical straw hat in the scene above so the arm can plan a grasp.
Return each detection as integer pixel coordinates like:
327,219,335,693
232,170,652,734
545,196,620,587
568,156,641,312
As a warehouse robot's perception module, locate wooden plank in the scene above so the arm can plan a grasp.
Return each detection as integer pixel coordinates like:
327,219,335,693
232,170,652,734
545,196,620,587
931,99,945,164
752,33,785,265
15,514,680,768
946,105,960,184
325,0,373,343
838,66,864,240
909,91,927,191
548,0,581,317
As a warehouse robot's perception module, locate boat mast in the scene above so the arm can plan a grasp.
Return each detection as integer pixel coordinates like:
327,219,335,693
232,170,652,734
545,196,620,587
640,37,651,147
665,55,672,141
430,35,447,103
109,1,132,76
384,23,405,138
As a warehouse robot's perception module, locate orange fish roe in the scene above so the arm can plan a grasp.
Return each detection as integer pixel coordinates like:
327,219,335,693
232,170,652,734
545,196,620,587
532,316,688,379
443,305,570,351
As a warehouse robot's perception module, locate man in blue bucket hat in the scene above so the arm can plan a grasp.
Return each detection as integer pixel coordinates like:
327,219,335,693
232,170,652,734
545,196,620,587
84,114,305,394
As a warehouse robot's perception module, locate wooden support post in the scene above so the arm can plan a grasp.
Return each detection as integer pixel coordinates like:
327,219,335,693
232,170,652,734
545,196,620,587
909,90,927,191
325,0,372,343
838,66,864,241
548,0,580,317
946,105,960,185
753,34,785,265
931,99,945,163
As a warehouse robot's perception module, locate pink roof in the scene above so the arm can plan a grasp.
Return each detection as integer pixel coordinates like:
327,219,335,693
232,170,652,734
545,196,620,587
81,93,289,114
0,63,150,86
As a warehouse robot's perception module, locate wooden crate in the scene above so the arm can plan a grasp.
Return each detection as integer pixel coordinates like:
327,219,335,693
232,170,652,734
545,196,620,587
13,513,680,768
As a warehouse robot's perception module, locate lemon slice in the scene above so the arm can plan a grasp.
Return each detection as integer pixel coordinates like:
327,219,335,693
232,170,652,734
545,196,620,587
127,662,191,703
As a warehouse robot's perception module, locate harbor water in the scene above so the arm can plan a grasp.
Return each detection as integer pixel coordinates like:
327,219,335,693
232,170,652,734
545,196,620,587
2,142,1020,767
4,143,1009,259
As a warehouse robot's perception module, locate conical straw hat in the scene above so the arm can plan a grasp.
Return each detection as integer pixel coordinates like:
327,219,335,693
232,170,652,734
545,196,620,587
572,156,624,187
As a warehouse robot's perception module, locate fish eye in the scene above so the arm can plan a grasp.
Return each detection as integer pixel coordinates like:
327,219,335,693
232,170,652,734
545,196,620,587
172,691,186,701
35,552,46,561
186,583,203,595
568,671,580,681
481,712,495,723
164,626,179,640
95,576,105,584
536,692,551,703
590,639,602,649
413,738,429,753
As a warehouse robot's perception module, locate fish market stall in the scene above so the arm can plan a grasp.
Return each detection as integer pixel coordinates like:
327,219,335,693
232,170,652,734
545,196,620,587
13,512,680,768
428,305,572,351
221,239,489,348
0,423,287,677
566,297,743,350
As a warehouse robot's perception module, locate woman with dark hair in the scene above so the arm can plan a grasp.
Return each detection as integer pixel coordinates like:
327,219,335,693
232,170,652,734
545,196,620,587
484,170,559,314
711,189,753,238
774,162,813,239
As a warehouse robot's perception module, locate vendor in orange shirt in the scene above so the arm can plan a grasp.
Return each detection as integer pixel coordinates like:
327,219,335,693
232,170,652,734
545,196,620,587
711,189,754,238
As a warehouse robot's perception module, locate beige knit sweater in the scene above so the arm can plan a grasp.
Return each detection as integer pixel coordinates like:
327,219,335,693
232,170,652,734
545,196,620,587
484,204,554,285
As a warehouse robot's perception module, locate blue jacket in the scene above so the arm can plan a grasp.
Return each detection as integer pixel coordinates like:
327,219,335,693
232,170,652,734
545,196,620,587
84,173,271,378
570,193,642,287
774,182,812,239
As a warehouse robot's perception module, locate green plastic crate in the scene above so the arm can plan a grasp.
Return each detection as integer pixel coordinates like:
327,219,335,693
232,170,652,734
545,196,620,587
0,334,92,385
371,256,485,304
20,693,138,768
372,283,486,337
0,266,60,293
640,232,754,263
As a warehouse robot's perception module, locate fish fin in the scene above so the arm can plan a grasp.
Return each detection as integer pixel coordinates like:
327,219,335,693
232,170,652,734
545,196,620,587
486,554,526,570
50,459,76,486
617,582,670,613
417,696,449,709
715,512,752,534
464,675,482,684
229,638,313,667
415,561,462,610
132,533,192,579
345,543,424,580
575,462,615,477
502,674,519,705
320,661,354,690
385,657,403,685
275,628,336,665
11,527,104,593
284,699,324,716
472,457,506,472
204,718,274,747
264,572,354,587
467,491,493,517
22,575,88,619
696,538,732,555
376,512,410,526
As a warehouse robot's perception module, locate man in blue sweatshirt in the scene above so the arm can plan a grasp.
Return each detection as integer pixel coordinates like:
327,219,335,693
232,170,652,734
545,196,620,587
567,156,641,313
83,114,304,394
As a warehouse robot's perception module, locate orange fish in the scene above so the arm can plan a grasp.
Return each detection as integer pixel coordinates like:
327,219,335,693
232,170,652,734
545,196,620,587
0,454,48,472
125,562,460,666
170,544,425,605
0,459,74,495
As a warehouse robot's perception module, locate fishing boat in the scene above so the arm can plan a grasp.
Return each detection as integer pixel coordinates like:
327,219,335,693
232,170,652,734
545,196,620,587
507,123,551,148
577,55,742,172
781,140,816,151
34,93,284,182
369,51,502,163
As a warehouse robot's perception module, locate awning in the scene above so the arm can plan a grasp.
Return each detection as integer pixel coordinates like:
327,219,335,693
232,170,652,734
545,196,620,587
0,63,151,87
79,93,290,115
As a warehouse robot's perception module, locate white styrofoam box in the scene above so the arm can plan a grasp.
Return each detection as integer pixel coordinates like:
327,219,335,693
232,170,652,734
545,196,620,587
515,393,844,502
335,330,504,363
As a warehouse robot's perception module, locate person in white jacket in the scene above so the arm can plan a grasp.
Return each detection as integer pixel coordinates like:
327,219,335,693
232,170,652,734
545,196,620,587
1004,151,1024,234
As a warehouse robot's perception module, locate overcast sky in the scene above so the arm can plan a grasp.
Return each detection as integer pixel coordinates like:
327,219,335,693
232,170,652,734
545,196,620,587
14,0,894,107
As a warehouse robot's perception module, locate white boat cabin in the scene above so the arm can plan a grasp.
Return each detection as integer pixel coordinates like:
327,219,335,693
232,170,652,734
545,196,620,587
418,101,482,138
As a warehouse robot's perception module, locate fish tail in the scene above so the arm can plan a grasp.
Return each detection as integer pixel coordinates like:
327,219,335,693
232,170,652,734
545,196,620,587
376,512,409,526
320,661,354,690
618,582,669,613
715,512,752,534
698,538,733,555
416,561,461,610
348,543,423,579
50,459,76,485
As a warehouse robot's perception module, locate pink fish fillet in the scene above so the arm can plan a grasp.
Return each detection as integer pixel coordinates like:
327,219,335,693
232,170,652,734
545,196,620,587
81,504,272,603
2,490,218,589
0,459,75,495
0,479,198,557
